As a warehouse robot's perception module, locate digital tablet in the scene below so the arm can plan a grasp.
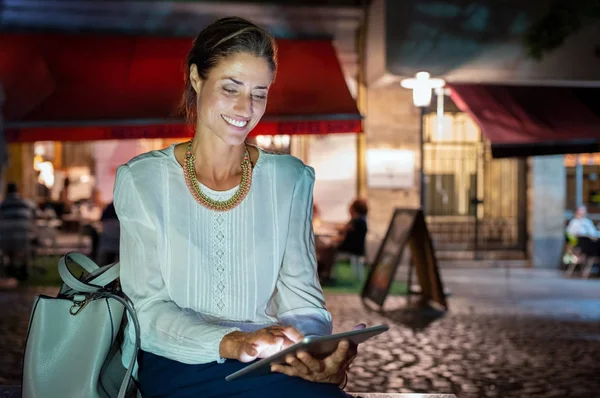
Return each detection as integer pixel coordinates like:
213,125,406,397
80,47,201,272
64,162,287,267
225,324,389,381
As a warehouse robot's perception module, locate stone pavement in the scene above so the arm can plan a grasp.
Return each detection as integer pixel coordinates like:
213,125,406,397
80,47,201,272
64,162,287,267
336,268,600,398
1,268,599,398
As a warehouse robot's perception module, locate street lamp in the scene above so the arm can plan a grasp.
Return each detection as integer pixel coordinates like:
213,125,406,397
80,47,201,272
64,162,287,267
401,71,445,211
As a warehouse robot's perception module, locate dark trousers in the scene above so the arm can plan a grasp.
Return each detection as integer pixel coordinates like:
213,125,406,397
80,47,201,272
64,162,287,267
137,350,352,398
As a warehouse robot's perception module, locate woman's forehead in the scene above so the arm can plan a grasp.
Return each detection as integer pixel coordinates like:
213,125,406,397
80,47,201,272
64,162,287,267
209,52,273,85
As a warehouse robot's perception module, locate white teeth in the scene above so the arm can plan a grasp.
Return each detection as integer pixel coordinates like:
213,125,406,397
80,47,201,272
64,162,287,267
222,115,248,127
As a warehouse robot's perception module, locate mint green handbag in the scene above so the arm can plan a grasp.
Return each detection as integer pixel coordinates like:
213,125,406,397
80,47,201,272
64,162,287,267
22,253,140,398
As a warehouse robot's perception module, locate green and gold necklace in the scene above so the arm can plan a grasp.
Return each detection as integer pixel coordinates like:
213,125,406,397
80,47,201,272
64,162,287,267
183,140,252,211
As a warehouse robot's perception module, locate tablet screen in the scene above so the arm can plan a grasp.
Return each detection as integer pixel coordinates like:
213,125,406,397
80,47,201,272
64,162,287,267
225,324,388,381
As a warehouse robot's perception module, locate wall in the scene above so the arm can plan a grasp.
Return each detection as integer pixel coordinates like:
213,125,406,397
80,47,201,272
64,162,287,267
365,0,387,85
365,84,421,260
529,155,566,268
306,134,357,223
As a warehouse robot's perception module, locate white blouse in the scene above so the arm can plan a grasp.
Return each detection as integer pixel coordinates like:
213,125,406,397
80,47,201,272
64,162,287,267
114,144,332,366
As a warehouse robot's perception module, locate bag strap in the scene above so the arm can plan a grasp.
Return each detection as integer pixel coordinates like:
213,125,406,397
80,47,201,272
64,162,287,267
58,252,120,293
58,253,140,398
99,292,141,398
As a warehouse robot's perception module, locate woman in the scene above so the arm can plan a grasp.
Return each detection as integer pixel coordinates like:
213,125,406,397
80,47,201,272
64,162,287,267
114,17,357,397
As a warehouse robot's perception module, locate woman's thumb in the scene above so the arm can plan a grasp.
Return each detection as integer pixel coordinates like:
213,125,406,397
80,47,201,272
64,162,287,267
352,323,367,330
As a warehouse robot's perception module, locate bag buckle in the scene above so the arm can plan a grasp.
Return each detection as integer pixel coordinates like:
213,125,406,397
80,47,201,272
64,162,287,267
70,294,90,316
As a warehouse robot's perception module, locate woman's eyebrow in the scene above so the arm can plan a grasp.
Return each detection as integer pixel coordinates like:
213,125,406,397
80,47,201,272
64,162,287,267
225,77,268,90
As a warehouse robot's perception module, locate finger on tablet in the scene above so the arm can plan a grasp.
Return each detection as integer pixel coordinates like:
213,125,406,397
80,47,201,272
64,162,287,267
265,330,295,347
353,323,367,330
281,326,304,343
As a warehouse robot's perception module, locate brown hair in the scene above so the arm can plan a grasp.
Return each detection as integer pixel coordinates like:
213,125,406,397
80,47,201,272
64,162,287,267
179,17,278,124
350,199,368,217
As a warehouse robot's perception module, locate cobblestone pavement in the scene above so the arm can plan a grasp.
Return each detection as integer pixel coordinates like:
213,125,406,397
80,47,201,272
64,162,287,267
2,269,600,398
337,268,600,398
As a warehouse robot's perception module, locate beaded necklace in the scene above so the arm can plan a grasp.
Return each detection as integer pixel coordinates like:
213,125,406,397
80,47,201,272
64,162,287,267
182,141,252,212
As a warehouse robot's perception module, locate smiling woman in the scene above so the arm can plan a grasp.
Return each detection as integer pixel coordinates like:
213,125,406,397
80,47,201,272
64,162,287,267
113,16,359,398
189,52,272,147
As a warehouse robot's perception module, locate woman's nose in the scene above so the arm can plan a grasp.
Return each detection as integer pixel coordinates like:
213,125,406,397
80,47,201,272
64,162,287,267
234,95,252,117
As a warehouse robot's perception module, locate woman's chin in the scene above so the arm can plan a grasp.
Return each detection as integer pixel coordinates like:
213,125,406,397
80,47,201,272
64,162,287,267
221,129,252,146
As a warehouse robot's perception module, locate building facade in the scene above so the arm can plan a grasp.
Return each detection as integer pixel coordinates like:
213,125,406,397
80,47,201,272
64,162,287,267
363,0,600,267
3,0,599,268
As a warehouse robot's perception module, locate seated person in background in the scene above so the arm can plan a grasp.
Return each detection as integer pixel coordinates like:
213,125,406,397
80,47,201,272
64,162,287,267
318,199,368,283
337,199,368,257
565,205,600,266
566,205,598,238
96,202,120,264
0,182,36,280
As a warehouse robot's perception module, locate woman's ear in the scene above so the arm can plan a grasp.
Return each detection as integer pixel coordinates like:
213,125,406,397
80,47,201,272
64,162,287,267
189,64,203,94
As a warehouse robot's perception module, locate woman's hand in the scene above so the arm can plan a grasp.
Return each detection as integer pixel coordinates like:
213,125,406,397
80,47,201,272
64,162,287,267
270,339,357,385
220,325,303,363
270,323,365,385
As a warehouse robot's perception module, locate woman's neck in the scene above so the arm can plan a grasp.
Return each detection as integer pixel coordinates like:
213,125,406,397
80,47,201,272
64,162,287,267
190,131,246,184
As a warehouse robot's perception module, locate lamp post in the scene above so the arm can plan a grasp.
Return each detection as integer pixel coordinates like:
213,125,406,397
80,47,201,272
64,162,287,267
401,72,445,211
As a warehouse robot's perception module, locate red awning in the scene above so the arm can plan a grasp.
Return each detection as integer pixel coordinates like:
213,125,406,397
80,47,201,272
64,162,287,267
0,33,361,142
449,84,600,157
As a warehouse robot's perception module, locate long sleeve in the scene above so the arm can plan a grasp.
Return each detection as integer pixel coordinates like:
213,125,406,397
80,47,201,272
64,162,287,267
566,219,580,237
567,218,599,238
583,219,599,238
114,165,240,365
275,166,333,337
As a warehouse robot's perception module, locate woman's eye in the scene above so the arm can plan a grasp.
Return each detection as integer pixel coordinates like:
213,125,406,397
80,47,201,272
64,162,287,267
223,88,238,94
252,94,267,100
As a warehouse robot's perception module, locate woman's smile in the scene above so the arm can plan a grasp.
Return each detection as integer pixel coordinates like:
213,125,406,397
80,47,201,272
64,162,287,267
221,115,249,128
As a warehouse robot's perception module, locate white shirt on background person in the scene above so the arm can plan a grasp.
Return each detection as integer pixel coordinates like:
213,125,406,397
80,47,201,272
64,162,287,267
566,217,598,238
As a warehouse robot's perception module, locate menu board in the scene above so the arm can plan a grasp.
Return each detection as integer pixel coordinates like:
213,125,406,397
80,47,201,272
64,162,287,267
361,208,447,309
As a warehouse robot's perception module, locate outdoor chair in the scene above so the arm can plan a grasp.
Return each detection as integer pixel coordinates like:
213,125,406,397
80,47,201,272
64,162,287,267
335,252,366,281
349,253,366,281
565,236,599,278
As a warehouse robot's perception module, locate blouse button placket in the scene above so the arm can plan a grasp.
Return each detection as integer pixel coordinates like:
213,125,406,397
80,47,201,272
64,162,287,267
212,205,228,314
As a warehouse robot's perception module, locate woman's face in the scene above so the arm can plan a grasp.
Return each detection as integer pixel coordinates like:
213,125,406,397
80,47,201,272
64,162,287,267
191,52,273,146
